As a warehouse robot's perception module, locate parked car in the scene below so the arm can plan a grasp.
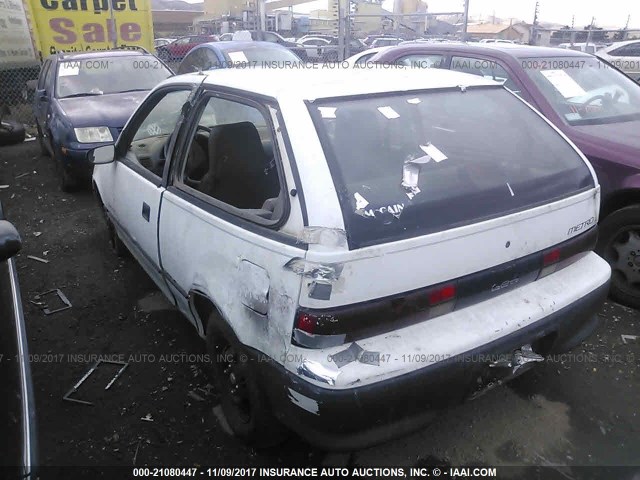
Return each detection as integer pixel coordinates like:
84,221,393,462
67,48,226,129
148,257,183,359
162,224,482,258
596,40,640,82
33,50,173,191
177,41,302,74
558,42,598,54
371,43,640,307
154,38,176,49
218,33,234,41
363,34,403,46
156,35,218,62
479,38,516,44
90,67,610,449
297,37,339,62
0,201,37,477
247,30,307,59
370,37,403,48
248,30,298,47
344,47,391,67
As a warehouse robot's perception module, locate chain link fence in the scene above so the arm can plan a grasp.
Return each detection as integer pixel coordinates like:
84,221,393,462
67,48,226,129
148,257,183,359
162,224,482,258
0,61,41,126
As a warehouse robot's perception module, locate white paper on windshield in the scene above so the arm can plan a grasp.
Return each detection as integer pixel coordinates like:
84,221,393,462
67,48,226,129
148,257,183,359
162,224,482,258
59,63,80,76
377,106,400,119
318,107,337,119
540,69,586,98
228,51,249,63
420,143,448,162
354,192,369,210
407,98,421,105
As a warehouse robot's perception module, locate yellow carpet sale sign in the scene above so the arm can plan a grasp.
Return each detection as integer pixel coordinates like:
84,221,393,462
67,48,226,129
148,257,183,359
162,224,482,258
27,0,154,56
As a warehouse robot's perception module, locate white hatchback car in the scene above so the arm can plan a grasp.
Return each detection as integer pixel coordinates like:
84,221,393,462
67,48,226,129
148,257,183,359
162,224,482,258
597,40,640,82
90,68,611,449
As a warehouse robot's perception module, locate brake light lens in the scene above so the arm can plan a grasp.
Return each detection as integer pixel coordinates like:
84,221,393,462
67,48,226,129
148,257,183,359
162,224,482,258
428,284,456,305
295,312,317,334
543,249,561,266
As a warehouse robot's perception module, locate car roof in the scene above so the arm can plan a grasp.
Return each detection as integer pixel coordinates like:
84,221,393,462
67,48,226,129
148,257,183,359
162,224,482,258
377,42,592,59
600,39,640,50
167,68,499,101
51,50,150,61
195,41,287,51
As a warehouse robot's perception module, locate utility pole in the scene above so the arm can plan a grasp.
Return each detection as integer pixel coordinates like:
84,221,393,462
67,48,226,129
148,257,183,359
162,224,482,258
530,1,539,45
462,0,470,41
585,16,595,45
257,0,266,33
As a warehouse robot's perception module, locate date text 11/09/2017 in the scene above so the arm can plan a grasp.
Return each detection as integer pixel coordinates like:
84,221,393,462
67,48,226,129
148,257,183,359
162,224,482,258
131,467,498,478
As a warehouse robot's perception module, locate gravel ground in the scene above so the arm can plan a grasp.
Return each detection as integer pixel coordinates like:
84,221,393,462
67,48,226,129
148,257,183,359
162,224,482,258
0,140,638,476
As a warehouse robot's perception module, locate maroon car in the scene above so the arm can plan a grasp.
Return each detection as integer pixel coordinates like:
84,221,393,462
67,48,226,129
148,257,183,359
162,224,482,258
371,43,640,308
156,35,218,62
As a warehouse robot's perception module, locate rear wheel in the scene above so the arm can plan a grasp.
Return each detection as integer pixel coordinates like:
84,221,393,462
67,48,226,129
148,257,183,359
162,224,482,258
597,205,640,309
205,314,286,447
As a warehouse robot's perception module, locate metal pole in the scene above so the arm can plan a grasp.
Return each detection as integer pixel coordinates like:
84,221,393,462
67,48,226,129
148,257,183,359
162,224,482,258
338,0,345,61
345,0,352,59
258,0,266,32
462,0,470,41
110,2,117,48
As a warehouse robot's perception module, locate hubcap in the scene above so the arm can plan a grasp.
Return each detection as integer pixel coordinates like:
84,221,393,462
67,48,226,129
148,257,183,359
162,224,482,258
610,229,640,286
217,344,251,423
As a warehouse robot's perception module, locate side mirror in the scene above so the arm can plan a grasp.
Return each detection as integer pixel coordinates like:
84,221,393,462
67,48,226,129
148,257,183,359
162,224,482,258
90,144,115,165
0,220,21,262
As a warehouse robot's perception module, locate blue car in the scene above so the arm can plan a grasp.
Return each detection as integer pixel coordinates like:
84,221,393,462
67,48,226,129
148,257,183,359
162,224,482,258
176,41,302,74
33,49,173,191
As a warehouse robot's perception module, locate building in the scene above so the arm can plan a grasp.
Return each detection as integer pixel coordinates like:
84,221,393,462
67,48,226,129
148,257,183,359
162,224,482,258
466,23,524,41
152,10,204,36
511,22,532,44
203,0,246,19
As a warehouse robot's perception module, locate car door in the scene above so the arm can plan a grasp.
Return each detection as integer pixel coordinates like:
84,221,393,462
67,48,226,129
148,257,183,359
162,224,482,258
109,85,193,297
34,59,54,138
607,42,640,81
158,90,305,351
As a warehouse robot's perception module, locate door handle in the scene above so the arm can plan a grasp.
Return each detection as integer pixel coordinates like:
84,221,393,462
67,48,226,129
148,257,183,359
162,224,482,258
142,202,150,221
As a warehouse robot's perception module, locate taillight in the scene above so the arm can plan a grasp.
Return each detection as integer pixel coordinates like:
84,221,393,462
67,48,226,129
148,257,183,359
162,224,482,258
295,312,317,334
428,284,456,305
543,249,561,265
292,282,458,349
538,248,562,279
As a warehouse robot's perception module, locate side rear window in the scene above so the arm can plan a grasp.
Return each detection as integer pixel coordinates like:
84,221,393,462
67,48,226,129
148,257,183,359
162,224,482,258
175,95,284,224
451,56,520,93
309,88,594,249
395,54,444,68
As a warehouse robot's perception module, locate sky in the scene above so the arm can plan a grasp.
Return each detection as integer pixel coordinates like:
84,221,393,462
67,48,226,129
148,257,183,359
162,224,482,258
256,0,640,28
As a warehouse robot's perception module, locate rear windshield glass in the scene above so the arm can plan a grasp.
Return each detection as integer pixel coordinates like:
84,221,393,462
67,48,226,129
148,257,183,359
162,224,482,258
309,87,594,249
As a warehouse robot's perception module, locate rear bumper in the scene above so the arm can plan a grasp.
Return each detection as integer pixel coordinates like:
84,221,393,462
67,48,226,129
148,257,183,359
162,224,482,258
254,279,609,451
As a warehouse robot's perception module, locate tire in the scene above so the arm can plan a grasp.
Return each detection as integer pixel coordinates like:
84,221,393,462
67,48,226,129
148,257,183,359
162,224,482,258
205,313,287,447
107,220,128,257
53,145,77,192
596,205,640,309
37,123,49,157
0,119,26,146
